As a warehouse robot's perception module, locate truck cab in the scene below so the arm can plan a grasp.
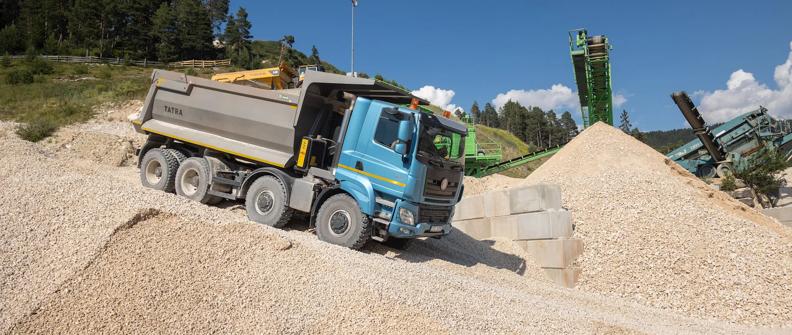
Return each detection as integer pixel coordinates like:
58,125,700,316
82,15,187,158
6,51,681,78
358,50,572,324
334,98,466,243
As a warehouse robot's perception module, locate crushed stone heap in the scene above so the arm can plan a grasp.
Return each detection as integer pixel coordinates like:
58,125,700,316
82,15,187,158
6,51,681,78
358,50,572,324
522,122,792,326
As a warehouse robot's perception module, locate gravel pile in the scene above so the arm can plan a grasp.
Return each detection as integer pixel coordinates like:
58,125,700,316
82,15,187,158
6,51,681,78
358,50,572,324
0,119,786,333
518,122,792,326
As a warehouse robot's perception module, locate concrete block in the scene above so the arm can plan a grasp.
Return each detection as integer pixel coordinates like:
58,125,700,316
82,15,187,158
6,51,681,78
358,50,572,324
483,189,511,217
543,268,581,288
728,187,753,199
517,238,583,269
736,198,755,207
508,184,562,214
490,210,572,240
453,195,485,221
451,218,491,240
762,206,792,227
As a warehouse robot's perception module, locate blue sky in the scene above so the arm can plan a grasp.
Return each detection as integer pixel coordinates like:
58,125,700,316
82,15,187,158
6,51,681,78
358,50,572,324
231,0,792,131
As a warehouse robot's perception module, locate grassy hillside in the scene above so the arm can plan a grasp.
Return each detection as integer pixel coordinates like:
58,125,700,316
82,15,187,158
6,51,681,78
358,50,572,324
475,125,552,178
0,59,152,141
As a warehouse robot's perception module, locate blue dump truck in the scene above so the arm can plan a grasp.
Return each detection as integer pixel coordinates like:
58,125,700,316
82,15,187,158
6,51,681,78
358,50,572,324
130,69,467,249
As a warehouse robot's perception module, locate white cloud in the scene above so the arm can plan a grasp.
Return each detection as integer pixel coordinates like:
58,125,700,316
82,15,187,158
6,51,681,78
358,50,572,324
492,84,578,111
411,86,457,111
491,84,628,112
697,41,792,122
613,94,627,107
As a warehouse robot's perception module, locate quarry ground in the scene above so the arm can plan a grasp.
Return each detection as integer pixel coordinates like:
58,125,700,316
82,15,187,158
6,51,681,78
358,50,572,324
0,103,790,334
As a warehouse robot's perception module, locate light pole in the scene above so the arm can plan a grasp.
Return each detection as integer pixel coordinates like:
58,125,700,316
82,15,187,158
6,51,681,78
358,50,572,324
351,0,358,77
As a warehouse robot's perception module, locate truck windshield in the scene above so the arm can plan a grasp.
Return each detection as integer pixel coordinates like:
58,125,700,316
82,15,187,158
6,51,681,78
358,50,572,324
418,118,465,165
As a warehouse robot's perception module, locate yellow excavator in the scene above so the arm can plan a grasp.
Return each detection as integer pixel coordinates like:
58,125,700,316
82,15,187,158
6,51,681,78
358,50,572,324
211,64,325,89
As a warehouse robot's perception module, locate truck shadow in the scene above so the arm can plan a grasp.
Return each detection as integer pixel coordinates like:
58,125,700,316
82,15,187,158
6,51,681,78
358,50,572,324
367,229,527,276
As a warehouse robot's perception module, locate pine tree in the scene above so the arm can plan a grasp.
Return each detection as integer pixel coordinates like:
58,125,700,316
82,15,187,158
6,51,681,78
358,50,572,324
619,110,632,133
469,101,481,123
205,0,229,37
152,2,179,62
482,102,498,128
559,111,578,143
174,0,213,60
310,45,321,65
0,24,24,54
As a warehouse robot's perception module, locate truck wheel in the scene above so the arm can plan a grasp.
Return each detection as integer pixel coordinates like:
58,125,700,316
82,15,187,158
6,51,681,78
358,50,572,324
175,157,216,204
315,194,371,249
245,176,293,228
383,237,413,250
166,149,187,166
140,148,179,192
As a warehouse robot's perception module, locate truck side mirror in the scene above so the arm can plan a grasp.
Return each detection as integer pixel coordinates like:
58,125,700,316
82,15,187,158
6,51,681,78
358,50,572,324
394,142,408,155
397,119,412,143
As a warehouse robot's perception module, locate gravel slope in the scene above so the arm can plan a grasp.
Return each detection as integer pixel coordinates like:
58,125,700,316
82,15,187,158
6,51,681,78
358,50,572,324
0,120,788,334
521,123,792,326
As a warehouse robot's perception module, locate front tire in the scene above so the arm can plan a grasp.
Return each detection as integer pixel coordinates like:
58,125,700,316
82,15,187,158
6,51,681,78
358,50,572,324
245,176,293,228
315,194,371,249
175,157,217,204
140,148,179,192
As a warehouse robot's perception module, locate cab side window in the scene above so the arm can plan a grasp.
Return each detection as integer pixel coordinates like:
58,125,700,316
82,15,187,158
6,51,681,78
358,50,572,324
373,111,400,149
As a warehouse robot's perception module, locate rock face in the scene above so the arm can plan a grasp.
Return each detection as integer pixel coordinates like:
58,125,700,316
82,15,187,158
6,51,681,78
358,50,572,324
522,122,792,326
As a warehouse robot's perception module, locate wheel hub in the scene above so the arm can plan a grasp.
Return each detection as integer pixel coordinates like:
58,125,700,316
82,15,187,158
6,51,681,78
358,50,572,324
145,160,162,184
329,210,351,236
180,168,200,196
255,190,275,215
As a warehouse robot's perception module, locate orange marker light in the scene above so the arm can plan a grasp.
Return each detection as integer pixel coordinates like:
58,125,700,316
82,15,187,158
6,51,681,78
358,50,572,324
409,98,419,110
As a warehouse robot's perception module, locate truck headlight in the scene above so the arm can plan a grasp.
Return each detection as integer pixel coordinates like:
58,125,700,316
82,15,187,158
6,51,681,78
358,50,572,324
399,208,415,226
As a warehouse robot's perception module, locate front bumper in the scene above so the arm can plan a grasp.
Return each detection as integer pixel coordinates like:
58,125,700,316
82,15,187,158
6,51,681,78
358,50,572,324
385,200,453,238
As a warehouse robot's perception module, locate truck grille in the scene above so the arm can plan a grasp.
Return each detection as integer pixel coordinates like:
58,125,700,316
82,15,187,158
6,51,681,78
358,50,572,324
424,168,461,199
419,205,453,224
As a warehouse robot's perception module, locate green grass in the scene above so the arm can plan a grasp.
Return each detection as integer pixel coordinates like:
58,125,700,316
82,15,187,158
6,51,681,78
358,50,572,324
475,124,552,178
0,59,152,141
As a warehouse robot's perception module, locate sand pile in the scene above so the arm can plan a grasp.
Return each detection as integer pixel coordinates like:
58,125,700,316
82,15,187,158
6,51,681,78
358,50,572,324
518,122,792,326
0,119,774,333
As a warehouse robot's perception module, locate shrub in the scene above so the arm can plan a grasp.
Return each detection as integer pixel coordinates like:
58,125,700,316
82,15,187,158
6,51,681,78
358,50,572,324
16,119,58,142
1,53,10,68
27,57,54,75
5,68,34,85
72,63,89,75
734,148,789,207
720,174,737,191
184,67,197,76
97,65,113,79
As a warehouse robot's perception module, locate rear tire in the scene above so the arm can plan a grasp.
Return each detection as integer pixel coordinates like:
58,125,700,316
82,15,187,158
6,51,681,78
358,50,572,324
175,157,216,204
140,148,179,192
315,194,371,249
245,176,293,228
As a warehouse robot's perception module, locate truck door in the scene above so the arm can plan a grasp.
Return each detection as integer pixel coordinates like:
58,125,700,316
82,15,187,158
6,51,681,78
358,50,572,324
339,101,410,194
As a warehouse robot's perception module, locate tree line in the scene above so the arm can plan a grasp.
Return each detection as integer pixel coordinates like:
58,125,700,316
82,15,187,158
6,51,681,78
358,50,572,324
468,100,579,148
0,0,266,66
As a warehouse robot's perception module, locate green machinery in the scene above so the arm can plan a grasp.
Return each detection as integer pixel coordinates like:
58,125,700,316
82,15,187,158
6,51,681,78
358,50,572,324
460,116,561,178
570,28,613,127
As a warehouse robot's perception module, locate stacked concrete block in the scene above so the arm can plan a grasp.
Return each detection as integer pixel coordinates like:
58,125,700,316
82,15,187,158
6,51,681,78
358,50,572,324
452,184,583,288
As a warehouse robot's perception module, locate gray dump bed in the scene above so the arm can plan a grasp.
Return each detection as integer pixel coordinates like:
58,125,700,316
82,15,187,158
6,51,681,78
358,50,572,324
133,69,422,168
